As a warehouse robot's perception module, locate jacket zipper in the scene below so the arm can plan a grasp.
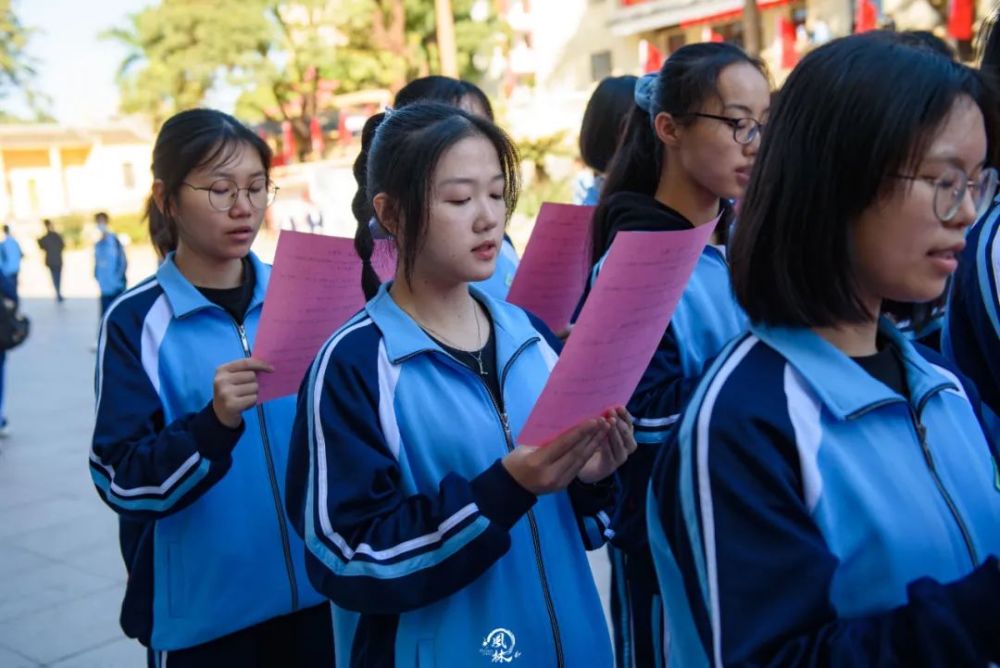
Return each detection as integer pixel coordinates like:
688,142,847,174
489,339,564,668
906,402,979,567
234,321,300,611
419,337,566,668
849,385,978,568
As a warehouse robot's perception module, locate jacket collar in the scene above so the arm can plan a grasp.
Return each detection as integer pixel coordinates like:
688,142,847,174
156,251,270,319
365,282,540,370
751,319,958,419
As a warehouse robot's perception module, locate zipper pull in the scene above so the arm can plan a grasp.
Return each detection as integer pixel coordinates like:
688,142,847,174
500,413,513,442
236,324,251,357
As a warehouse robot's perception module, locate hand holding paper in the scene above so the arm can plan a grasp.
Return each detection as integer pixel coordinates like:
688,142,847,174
517,221,718,446
501,417,607,495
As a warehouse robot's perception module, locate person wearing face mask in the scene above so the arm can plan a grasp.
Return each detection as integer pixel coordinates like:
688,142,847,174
90,109,333,667
578,42,770,668
94,211,128,319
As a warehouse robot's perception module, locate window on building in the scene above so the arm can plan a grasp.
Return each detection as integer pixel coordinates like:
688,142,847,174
668,33,686,54
122,162,135,189
591,50,613,82
27,178,38,215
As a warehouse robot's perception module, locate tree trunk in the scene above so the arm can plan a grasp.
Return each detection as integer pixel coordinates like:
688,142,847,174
743,0,763,56
434,0,459,77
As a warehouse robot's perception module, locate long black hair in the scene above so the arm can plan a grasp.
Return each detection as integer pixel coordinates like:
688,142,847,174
590,43,764,264
146,109,271,259
352,102,520,300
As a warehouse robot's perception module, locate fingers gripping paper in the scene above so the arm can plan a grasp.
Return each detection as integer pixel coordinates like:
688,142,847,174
254,231,396,403
506,203,594,332
518,221,718,446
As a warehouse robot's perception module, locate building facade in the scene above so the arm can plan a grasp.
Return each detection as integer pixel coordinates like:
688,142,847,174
0,121,153,222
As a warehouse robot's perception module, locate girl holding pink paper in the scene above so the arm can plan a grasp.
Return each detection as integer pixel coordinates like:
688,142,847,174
582,42,770,668
649,33,1000,666
285,102,636,668
90,109,333,666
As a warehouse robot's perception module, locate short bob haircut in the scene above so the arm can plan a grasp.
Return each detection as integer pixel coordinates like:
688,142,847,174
730,32,998,327
146,109,271,259
579,75,637,174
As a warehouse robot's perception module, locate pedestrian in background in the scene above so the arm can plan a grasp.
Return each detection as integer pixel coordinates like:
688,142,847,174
38,219,65,302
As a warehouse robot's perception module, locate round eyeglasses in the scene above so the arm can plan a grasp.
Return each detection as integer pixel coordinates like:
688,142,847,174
182,178,279,212
894,166,998,222
679,112,765,145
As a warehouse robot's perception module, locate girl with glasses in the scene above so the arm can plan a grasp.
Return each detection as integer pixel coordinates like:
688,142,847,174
580,42,769,668
649,33,1000,666
285,102,636,668
90,108,333,667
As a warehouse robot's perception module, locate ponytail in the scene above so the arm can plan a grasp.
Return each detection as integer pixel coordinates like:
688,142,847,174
146,195,177,260
352,113,388,300
588,43,765,266
589,105,661,264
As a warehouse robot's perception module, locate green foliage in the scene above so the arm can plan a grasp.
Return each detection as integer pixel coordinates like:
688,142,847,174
105,0,506,156
515,177,572,223
517,130,573,183
0,0,48,118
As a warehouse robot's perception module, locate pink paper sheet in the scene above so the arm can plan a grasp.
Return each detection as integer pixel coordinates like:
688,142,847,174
518,221,718,446
254,231,396,402
506,203,594,332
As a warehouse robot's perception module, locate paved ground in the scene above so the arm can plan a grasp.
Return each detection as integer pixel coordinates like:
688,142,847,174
0,229,611,666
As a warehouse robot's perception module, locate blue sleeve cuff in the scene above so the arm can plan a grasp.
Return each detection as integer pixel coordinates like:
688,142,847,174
192,402,244,461
471,459,537,529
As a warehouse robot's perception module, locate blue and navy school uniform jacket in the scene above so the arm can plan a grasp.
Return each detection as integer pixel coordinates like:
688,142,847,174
581,192,746,552
944,197,1000,443
648,321,1000,667
285,282,615,668
95,232,128,296
89,252,325,651
474,234,519,300
0,236,22,276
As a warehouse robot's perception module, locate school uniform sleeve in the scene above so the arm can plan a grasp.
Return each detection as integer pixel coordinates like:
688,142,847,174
89,306,242,520
286,329,539,615
653,353,1000,667
566,478,616,549
945,207,1000,419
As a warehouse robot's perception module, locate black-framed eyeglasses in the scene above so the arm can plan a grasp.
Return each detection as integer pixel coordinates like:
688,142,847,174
182,178,279,212
678,112,765,145
892,166,998,222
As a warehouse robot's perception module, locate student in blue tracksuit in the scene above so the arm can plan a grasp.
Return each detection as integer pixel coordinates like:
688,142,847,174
945,201,1000,441
580,43,769,668
1,225,22,300
285,102,637,668
944,15,1000,442
94,212,128,316
90,109,333,667
650,33,1000,667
